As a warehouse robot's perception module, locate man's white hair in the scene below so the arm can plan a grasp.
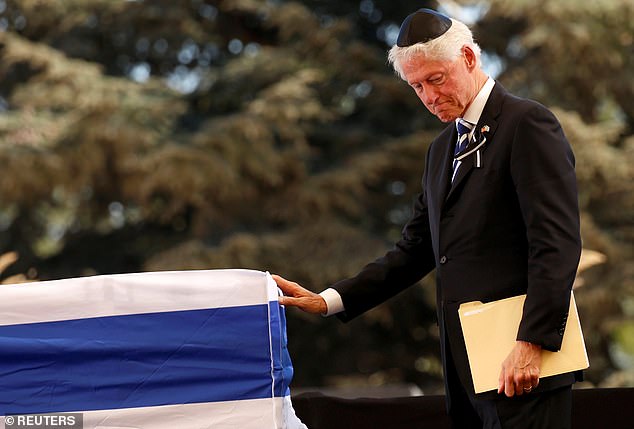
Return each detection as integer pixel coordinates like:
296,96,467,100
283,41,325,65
388,18,482,80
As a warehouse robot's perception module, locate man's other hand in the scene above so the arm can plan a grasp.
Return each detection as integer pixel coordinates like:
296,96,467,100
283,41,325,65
498,340,542,397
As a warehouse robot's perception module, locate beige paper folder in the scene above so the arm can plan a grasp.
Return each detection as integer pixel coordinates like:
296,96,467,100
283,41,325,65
458,292,589,393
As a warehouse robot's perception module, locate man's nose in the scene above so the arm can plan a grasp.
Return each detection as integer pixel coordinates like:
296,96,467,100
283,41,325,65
421,84,439,106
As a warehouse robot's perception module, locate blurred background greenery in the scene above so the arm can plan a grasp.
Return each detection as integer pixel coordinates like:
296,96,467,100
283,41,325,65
0,0,632,395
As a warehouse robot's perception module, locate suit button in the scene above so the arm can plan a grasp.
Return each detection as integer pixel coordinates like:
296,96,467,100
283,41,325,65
440,256,448,264
558,328,565,336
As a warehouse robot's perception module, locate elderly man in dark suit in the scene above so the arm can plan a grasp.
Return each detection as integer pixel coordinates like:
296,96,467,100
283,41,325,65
274,8,581,429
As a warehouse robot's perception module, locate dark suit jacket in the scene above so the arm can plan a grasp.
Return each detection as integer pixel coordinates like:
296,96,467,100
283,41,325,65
331,82,582,398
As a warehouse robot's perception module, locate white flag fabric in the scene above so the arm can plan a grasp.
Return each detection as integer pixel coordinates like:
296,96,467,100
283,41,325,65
0,269,308,429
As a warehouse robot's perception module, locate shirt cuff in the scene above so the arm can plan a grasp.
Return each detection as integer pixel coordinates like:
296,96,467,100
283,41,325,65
319,288,345,316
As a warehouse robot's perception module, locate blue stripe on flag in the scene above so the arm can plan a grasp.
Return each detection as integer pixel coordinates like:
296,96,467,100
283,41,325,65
0,303,285,415
269,301,293,398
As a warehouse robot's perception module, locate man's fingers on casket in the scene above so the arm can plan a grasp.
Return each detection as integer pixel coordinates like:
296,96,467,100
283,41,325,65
279,295,302,307
271,274,305,296
279,295,326,314
273,274,327,314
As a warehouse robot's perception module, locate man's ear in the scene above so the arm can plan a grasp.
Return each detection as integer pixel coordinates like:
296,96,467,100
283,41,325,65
462,46,477,70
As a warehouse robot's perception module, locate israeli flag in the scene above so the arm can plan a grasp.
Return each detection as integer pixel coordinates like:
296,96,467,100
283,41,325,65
0,269,307,429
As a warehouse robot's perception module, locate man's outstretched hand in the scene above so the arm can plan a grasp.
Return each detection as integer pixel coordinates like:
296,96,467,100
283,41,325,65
272,274,328,315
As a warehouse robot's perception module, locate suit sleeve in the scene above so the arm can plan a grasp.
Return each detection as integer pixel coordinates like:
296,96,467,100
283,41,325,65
331,156,437,322
511,104,581,351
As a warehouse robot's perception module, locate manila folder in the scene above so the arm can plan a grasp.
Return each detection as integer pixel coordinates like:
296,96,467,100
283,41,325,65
458,292,589,394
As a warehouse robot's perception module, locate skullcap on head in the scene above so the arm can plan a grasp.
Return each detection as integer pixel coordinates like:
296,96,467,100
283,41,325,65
396,8,453,47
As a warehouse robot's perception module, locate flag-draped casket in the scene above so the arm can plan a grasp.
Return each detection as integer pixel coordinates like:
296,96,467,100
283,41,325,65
0,269,307,428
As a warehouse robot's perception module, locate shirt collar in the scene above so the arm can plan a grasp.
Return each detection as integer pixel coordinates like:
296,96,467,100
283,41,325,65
458,77,495,128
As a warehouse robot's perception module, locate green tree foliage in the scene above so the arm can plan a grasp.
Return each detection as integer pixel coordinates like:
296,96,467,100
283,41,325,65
0,0,632,391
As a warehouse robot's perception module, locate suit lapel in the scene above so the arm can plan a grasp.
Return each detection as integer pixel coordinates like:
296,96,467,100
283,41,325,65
429,125,456,214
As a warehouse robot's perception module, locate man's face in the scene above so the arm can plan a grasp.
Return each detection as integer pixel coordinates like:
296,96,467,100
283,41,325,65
400,49,478,123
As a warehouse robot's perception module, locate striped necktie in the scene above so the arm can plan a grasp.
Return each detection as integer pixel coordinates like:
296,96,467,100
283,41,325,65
452,119,473,181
